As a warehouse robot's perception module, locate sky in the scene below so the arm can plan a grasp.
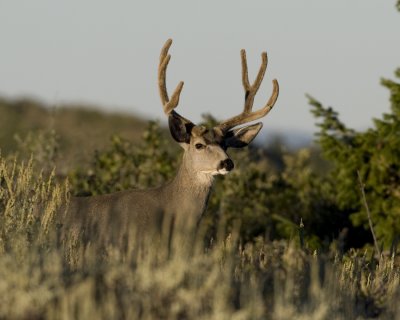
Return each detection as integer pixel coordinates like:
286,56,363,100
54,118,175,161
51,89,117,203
0,1,399,136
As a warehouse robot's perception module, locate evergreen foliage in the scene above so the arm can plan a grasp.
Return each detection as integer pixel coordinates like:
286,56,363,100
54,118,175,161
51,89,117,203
308,68,400,248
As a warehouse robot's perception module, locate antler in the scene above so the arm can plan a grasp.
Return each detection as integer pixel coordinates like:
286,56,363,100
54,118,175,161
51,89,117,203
217,49,279,132
158,39,185,117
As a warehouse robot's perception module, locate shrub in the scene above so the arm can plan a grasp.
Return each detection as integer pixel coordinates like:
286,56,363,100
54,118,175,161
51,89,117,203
308,68,400,248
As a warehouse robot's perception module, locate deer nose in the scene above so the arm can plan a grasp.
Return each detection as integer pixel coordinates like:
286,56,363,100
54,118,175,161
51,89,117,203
219,159,234,172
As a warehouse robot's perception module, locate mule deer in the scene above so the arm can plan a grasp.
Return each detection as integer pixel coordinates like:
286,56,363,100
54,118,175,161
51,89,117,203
63,39,279,244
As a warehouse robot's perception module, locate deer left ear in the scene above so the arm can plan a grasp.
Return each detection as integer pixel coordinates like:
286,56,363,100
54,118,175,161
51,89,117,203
223,122,263,148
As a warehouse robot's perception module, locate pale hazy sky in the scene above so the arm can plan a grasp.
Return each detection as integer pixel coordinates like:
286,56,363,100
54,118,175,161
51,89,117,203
0,1,399,135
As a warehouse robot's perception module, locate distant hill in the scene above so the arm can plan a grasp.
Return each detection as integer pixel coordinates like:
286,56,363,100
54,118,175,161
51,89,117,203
0,96,315,174
0,97,151,169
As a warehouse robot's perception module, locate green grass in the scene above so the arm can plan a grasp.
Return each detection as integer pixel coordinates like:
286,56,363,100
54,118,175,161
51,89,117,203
0,155,400,319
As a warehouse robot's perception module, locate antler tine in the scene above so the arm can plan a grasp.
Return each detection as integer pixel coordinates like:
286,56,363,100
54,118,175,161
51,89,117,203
217,50,279,132
241,50,251,92
158,39,185,115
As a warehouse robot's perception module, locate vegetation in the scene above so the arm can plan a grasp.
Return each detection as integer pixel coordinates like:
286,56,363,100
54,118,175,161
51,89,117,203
0,97,148,172
308,67,400,249
1,89,400,317
1,155,400,319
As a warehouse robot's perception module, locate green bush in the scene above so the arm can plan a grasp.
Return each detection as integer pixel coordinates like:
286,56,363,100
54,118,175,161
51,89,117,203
69,121,177,195
308,69,400,248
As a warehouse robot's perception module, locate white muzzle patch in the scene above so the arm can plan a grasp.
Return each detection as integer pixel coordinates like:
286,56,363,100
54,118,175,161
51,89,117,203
217,168,229,175
200,169,229,176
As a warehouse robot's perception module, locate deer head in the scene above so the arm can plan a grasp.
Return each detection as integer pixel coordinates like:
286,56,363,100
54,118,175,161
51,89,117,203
158,39,279,177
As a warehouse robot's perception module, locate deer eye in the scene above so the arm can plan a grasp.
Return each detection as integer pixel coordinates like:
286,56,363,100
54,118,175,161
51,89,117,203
195,143,206,150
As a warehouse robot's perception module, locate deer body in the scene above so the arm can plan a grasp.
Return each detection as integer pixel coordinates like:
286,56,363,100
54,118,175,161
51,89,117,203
66,155,215,241
63,39,279,244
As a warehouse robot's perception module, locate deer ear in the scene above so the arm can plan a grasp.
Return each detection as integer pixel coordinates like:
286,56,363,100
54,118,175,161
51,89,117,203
224,122,263,148
168,112,195,144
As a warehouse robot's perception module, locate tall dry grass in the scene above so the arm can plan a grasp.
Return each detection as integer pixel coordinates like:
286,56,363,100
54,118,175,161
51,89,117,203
0,155,400,319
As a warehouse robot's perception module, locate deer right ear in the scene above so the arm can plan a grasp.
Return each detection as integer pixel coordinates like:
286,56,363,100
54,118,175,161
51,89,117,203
168,112,194,144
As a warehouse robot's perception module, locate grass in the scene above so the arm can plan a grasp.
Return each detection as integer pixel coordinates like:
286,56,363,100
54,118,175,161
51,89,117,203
0,155,400,319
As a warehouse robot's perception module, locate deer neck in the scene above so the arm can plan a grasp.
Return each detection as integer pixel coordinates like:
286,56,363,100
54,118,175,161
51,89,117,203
163,153,214,221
